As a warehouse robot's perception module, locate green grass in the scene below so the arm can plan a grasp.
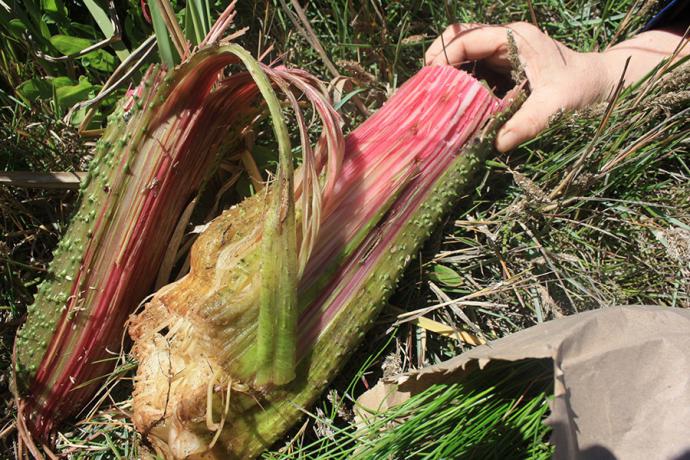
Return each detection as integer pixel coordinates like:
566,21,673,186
267,360,553,459
2,0,687,458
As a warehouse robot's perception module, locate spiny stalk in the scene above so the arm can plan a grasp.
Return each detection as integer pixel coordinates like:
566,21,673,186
14,38,319,437
129,65,519,458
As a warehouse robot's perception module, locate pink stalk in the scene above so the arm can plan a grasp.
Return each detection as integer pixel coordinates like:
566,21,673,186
15,54,264,435
298,67,499,345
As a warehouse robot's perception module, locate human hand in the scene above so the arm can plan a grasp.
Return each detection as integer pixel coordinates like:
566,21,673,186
425,22,613,152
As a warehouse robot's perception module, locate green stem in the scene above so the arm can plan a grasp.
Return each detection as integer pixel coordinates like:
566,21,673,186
217,45,299,386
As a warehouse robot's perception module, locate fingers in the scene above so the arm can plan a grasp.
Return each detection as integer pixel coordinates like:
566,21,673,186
426,22,595,152
425,23,470,64
425,24,510,66
495,89,563,152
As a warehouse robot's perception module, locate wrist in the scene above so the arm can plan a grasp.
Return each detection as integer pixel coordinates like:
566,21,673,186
600,46,644,90
576,51,618,102
597,49,630,94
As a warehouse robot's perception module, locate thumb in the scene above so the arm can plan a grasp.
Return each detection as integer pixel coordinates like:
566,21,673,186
495,89,563,152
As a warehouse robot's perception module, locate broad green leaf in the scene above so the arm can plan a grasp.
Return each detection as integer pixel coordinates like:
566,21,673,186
17,76,74,100
49,34,92,55
431,264,463,287
17,76,94,111
40,0,69,27
82,49,116,72
49,35,116,72
55,76,95,109
41,0,63,15
17,78,53,101
7,18,27,36
46,76,74,88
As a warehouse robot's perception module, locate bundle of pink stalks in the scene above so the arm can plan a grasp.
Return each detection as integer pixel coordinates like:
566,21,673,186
298,65,501,345
129,64,509,459
12,40,332,440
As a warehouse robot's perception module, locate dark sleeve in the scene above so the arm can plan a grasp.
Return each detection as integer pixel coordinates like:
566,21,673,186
644,0,690,30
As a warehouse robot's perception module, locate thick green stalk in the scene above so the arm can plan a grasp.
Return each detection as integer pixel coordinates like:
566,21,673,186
227,45,299,387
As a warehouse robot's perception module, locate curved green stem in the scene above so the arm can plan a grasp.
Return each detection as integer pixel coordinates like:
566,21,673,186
218,44,298,386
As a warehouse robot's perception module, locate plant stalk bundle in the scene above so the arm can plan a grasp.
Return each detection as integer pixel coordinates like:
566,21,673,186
129,63,512,459
13,8,516,452
13,42,292,436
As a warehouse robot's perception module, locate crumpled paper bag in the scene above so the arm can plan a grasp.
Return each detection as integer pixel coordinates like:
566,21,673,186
357,306,690,460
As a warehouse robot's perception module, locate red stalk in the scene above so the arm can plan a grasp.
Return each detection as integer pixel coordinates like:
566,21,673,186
16,55,264,435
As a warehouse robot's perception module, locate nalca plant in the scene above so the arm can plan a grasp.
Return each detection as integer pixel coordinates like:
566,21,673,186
13,1,520,458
